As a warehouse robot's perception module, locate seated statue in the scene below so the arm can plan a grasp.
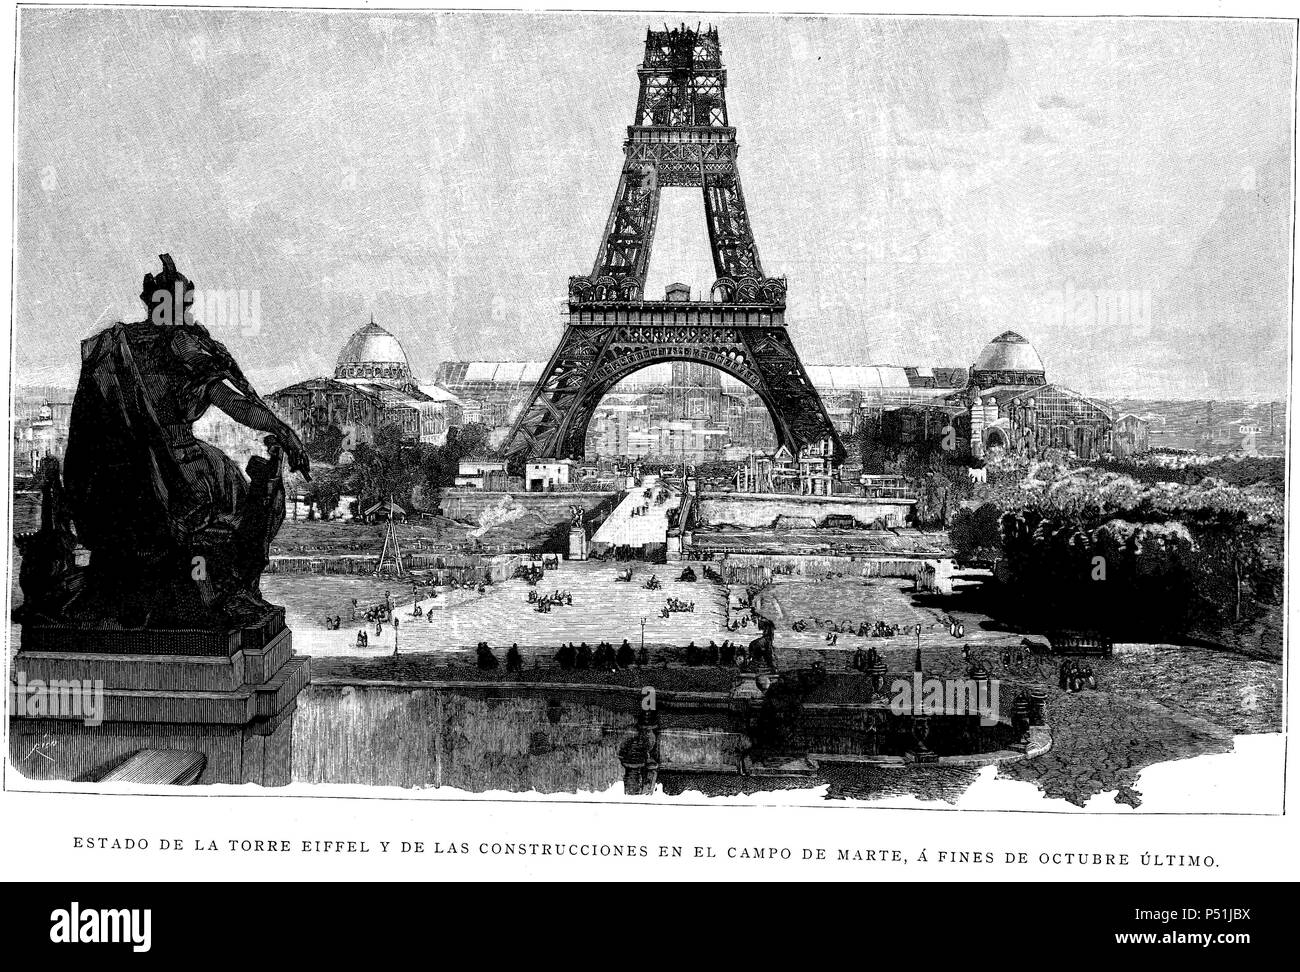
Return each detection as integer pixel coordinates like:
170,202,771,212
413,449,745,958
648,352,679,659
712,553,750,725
15,254,310,630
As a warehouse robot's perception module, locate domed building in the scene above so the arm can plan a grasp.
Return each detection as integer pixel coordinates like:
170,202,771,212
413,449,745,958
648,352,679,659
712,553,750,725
950,330,1146,460
969,330,1047,389
267,317,462,458
333,319,419,390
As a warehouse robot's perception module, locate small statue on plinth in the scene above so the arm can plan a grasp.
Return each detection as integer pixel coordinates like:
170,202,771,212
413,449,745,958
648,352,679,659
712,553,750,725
15,254,310,631
618,710,660,796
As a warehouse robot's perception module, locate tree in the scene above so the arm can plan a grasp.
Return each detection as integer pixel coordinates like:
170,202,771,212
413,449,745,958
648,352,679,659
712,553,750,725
451,422,495,460
900,447,972,527
344,422,423,510
950,503,1002,564
305,422,344,464
303,464,347,520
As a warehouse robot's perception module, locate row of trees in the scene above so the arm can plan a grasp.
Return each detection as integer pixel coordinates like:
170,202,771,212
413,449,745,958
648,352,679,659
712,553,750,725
293,422,498,518
950,457,1283,656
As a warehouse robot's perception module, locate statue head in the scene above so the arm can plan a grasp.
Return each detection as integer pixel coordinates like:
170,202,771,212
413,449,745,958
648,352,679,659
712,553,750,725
141,253,195,326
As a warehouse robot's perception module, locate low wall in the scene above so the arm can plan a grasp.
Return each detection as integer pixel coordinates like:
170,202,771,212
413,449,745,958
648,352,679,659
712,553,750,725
697,492,915,529
268,552,524,583
439,490,616,523
289,679,1019,790
718,554,927,584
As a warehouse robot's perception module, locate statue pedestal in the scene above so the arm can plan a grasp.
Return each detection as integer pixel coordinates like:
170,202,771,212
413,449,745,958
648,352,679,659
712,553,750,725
9,611,309,786
568,525,588,561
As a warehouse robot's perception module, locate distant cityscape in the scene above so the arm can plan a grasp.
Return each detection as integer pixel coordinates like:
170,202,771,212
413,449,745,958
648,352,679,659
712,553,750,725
12,318,1285,483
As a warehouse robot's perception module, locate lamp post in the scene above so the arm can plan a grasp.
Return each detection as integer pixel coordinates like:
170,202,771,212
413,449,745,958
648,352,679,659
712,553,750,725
640,617,647,656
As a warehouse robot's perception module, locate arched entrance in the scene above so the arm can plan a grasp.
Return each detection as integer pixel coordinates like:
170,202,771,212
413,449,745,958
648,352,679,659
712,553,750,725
507,328,841,465
584,362,776,461
542,350,787,462
984,427,1010,453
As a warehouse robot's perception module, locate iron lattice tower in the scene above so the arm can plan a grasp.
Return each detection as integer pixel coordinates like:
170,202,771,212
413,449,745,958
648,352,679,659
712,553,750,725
375,501,404,577
506,25,843,465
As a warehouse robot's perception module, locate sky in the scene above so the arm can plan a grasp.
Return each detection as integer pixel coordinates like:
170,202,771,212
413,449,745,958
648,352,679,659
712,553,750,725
11,10,1296,400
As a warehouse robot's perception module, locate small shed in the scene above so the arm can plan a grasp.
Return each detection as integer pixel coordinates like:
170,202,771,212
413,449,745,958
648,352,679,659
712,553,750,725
362,499,407,523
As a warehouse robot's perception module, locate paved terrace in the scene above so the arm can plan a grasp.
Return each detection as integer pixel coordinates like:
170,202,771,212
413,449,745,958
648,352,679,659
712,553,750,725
294,559,731,659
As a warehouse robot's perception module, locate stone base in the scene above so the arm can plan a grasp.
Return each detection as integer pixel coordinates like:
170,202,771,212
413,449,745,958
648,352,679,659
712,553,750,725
10,616,309,786
568,527,588,561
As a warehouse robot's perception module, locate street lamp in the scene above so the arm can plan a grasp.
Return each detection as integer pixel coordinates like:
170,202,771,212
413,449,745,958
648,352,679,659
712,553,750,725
640,616,647,656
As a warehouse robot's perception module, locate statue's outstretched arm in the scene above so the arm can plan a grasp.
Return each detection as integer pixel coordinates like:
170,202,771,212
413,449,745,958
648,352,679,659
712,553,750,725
210,381,311,479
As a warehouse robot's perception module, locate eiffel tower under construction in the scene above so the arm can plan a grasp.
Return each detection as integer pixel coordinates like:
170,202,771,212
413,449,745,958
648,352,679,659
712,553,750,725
505,24,842,468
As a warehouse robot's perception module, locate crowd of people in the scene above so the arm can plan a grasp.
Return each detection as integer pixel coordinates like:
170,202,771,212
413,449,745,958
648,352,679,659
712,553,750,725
328,593,396,645
468,636,777,674
790,617,917,641
661,597,695,618
515,557,560,585
474,642,531,672
528,589,573,612
681,639,771,669
353,611,401,647
551,640,644,671
1059,659,1098,692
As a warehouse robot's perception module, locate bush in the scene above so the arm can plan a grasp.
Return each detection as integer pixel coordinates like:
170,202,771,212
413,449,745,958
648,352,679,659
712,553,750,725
984,462,1282,653
950,503,1002,564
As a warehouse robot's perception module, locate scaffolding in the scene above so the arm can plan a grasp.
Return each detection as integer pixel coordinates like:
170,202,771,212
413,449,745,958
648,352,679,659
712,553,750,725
375,498,405,576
